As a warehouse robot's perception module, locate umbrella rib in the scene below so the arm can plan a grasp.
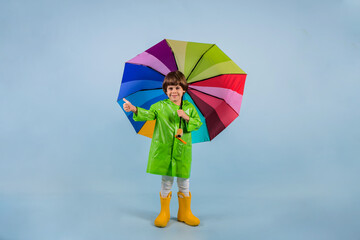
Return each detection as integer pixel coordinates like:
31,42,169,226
188,88,230,102
127,62,166,77
166,41,180,71
122,87,164,100
188,73,247,85
131,87,163,94
148,66,166,77
186,44,216,81
188,87,241,115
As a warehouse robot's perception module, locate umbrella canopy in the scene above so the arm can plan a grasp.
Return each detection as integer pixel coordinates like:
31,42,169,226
117,39,247,143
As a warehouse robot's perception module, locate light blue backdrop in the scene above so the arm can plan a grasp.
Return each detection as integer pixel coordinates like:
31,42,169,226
1,0,359,239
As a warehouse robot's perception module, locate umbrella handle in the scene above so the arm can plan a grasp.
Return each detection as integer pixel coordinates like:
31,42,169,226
176,128,183,138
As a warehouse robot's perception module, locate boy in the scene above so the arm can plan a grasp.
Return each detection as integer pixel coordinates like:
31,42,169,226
123,71,202,227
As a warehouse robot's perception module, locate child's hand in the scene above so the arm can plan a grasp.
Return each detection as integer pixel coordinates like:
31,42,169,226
177,110,190,121
123,98,137,113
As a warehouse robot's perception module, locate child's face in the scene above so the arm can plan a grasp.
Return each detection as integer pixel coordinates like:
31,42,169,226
166,85,185,104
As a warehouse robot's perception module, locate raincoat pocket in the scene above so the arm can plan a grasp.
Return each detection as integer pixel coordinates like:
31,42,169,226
172,139,185,161
176,144,192,178
147,141,172,175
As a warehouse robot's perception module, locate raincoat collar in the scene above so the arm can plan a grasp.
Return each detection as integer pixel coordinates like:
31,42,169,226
165,98,182,108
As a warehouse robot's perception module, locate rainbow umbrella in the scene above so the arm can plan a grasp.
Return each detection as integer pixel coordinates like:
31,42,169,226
117,39,247,143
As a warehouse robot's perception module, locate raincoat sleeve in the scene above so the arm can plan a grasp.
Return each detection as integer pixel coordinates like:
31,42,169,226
184,104,202,132
132,104,157,121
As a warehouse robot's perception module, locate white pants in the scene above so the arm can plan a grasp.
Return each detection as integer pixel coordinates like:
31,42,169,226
161,176,189,197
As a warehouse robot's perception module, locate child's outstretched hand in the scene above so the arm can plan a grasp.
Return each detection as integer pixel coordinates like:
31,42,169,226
123,98,137,114
177,110,190,121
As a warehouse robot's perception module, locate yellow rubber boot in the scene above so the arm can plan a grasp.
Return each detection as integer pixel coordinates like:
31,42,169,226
154,192,171,227
177,192,200,226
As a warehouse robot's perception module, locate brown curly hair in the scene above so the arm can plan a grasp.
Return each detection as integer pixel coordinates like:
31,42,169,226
162,71,188,93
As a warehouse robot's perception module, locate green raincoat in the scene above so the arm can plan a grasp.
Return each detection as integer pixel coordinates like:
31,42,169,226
133,99,202,178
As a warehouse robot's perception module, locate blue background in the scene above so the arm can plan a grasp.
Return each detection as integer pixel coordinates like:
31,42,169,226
1,0,360,239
